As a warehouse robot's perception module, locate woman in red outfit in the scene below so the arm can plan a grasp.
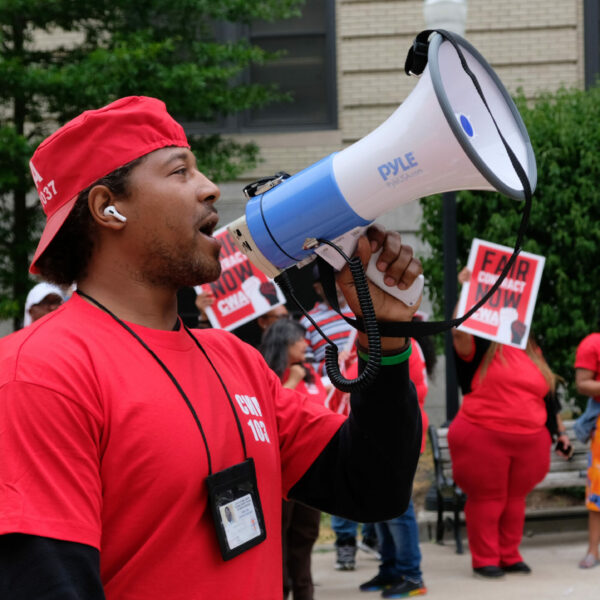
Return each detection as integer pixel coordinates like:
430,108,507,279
448,268,569,579
260,318,327,600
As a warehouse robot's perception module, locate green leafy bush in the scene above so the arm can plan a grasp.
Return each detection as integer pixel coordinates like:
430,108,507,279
0,0,305,324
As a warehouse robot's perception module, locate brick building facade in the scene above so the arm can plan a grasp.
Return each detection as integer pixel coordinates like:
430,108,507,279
217,0,589,240
226,0,585,184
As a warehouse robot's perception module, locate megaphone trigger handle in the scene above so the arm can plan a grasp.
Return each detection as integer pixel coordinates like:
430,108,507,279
365,255,424,307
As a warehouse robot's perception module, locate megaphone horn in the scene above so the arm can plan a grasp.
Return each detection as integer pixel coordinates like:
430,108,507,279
228,31,536,306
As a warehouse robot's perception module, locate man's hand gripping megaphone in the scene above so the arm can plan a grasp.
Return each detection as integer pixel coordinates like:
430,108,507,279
336,224,423,353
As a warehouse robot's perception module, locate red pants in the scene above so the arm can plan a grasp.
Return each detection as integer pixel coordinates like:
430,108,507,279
448,415,551,568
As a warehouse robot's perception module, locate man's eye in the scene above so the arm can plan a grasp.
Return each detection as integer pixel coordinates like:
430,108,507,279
172,167,187,176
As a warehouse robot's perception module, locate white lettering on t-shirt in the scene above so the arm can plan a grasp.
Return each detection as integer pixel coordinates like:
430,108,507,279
235,394,270,444
235,394,263,417
235,394,251,415
247,419,271,444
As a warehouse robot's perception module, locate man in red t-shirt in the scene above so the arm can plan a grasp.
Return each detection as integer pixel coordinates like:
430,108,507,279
0,97,424,599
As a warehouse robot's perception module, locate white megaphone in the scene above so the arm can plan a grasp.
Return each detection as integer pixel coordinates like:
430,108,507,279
228,31,537,306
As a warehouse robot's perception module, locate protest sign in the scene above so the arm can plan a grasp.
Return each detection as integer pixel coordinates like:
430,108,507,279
456,238,545,349
195,226,286,330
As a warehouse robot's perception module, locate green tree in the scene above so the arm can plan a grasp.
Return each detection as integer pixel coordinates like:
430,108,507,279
0,0,305,327
419,86,600,397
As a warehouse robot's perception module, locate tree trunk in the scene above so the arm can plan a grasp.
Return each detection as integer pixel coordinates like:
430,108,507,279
11,15,29,331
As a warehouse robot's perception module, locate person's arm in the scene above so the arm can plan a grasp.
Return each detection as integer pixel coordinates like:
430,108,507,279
289,353,420,522
194,290,214,328
0,534,105,600
289,225,422,521
335,225,421,353
575,368,600,398
554,414,574,459
452,267,474,357
282,364,306,389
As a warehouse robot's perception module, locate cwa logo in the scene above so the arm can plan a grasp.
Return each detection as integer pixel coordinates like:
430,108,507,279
235,394,271,444
377,152,419,181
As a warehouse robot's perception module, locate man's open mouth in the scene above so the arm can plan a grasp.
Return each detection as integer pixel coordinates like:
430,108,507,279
198,214,218,236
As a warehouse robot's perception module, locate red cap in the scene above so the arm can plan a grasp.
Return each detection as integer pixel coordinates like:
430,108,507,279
28,96,189,274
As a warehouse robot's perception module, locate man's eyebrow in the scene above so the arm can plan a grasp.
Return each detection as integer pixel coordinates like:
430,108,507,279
162,150,193,167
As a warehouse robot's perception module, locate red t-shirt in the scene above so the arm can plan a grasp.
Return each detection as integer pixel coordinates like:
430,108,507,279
284,364,328,407
457,338,549,434
409,340,429,452
0,294,345,599
575,333,600,402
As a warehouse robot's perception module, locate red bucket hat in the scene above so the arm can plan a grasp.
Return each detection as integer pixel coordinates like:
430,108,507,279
28,96,189,274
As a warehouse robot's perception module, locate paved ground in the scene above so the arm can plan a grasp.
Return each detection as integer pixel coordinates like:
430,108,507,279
311,530,600,600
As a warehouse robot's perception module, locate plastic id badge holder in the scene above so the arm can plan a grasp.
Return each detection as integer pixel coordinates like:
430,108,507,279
206,457,267,560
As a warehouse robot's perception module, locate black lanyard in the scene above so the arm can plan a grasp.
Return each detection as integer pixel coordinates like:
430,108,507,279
76,290,247,475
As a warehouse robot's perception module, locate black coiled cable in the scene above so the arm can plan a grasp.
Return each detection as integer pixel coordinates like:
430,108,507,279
274,242,382,393
323,255,381,392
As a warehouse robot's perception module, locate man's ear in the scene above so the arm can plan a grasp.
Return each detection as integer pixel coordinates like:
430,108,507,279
88,185,126,229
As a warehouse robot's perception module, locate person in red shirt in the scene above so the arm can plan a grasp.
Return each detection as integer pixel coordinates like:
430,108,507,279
260,318,328,600
448,267,569,579
574,326,600,569
0,96,424,599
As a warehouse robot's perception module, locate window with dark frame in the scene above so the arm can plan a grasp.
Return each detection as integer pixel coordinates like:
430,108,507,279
242,0,337,130
194,0,337,134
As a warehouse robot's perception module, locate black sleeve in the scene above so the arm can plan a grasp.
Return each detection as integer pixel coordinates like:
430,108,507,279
0,534,105,600
454,335,491,394
544,390,560,438
288,355,421,522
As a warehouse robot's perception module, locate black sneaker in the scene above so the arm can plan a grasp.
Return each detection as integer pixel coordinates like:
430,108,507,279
359,573,401,592
381,579,427,598
473,566,505,579
501,561,532,574
335,542,357,571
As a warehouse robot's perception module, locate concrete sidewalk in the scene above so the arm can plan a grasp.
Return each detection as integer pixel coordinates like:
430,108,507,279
311,530,599,599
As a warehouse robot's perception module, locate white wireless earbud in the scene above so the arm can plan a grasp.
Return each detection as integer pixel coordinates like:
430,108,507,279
103,206,127,222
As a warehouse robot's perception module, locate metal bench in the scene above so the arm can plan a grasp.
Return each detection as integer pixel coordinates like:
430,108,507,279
427,419,587,553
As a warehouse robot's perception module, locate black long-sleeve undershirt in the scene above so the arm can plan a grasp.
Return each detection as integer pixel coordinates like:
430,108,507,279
290,356,421,520
0,359,421,599
0,534,105,600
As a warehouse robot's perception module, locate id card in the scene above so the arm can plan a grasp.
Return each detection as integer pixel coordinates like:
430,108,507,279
206,457,267,560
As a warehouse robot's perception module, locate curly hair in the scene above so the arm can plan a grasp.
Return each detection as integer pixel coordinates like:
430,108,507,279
35,156,146,285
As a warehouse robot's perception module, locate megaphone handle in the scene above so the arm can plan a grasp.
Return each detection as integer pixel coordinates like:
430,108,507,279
365,250,424,307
